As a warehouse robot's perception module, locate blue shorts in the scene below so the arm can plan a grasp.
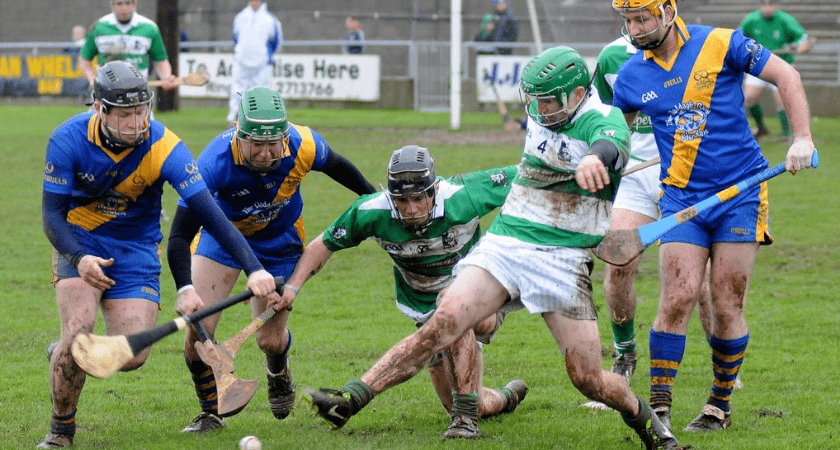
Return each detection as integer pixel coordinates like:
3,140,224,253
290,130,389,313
194,230,298,279
658,183,773,247
52,234,162,303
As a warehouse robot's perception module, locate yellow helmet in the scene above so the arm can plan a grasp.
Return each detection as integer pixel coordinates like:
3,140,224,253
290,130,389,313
612,0,672,16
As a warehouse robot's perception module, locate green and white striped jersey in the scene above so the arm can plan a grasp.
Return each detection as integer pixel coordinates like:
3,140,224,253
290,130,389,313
593,37,658,163
488,95,630,248
322,166,517,319
80,12,168,78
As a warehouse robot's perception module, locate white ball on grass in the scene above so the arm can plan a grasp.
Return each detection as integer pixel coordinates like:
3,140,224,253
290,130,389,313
239,435,262,450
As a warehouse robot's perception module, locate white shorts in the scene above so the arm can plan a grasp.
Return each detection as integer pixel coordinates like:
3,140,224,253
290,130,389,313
744,74,777,91
614,159,661,220
454,234,597,320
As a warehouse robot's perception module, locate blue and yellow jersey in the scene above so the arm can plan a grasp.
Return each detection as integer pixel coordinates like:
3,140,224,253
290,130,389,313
180,123,331,257
612,19,772,203
43,112,206,243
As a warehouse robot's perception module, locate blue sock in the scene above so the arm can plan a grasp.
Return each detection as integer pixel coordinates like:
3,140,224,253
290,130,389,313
649,329,686,411
708,334,749,414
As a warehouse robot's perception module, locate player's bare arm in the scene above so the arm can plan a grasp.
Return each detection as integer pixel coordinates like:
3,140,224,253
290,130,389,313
275,233,335,310
757,55,815,173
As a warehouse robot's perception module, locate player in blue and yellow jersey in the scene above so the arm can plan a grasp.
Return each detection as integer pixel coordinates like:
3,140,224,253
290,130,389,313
283,146,526,439
168,86,376,433
304,47,681,450
39,61,279,449
610,0,816,433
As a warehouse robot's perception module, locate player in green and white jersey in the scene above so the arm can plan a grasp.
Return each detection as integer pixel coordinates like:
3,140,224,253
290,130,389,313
302,47,680,450
282,145,526,439
740,0,812,138
78,0,178,90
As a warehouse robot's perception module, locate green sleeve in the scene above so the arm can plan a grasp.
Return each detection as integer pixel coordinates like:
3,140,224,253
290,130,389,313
148,28,169,62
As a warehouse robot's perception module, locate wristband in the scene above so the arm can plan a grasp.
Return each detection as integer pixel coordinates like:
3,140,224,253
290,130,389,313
177,284,195,295
283,284,299,295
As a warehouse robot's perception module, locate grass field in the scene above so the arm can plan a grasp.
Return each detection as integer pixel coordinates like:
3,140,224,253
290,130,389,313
1,103,838,450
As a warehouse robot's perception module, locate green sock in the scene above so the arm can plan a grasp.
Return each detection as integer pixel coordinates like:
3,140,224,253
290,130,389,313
341,379,374,415
778,110,791,136
612,320,636,355
451,392,479,419
748,104,765,128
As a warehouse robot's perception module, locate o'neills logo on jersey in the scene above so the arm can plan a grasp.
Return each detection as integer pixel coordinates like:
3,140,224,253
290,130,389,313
663,76,682,88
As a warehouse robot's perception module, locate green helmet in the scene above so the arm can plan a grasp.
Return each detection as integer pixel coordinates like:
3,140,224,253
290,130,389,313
519,46,591,129
236,87,289,172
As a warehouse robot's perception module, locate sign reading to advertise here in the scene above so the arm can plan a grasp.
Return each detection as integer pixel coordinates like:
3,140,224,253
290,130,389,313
178,52,380,101
475,55,598,103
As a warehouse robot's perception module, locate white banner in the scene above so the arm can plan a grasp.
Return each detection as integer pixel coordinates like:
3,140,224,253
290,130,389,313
177,52,380,101
476,55,598,103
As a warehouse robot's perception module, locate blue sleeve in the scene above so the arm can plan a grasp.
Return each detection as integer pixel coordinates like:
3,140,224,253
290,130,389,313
43,133,78,196
306,128,333,171
729,29,771,77
160,143,208,201
42,191,87,267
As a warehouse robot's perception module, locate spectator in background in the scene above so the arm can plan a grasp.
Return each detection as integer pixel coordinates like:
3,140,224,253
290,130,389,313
78,0,178,90
344,16,365,54
63,25,87,55
491,1,518,55
227,0,283,126
474,14,496,55
740,0,813,139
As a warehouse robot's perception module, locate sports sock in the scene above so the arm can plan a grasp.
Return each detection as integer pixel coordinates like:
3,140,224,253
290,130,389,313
707,334,748,414
266,329,292,374
341,378,374,415
612,320,636,356
185,356,218,413
649,329,686,412
778,110,791,137
50,409,77,437
451,392,479,419
748,104,766,128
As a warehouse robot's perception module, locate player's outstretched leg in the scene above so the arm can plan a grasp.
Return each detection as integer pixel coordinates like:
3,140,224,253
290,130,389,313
499,379,529,414
302,379,374,429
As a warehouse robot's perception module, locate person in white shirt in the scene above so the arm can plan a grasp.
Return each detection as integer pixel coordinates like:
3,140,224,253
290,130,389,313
227,0,283,125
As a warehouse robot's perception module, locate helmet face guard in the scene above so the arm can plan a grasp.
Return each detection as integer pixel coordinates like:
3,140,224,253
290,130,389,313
613,0,677,51
386,145,438,232
235,87,290,173
519,46,591,130
93,61,153,148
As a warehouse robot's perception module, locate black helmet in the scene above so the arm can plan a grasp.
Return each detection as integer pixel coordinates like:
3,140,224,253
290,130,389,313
387,145,436,197
92,61,153,148
386,145,437,232
93,61,153,111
